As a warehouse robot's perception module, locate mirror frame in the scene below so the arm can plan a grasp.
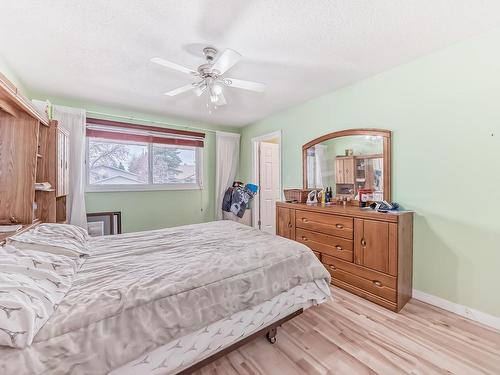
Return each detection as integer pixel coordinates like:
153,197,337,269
302,128,392,201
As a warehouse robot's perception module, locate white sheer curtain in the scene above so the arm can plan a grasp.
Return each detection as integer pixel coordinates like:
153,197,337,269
52,105,87,228
314,144,327,188
215,131,240,220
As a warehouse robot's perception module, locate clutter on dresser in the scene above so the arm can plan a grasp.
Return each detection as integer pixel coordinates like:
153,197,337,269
358,188,374,207
283,189,311,203
369,200,400,213
306,189,318,205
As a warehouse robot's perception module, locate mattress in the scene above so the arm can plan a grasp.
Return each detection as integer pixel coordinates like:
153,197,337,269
0,220,330,374
112,280,330,375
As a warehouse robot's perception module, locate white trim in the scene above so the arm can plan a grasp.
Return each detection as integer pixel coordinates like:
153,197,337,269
250,130,282,229
412,289,500,331
86,183,202,193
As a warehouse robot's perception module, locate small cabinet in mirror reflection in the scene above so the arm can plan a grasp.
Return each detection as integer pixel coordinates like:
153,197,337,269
303,129,391,202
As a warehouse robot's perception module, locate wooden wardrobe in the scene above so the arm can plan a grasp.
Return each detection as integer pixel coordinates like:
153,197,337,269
277,202,413,312
0,72,69,237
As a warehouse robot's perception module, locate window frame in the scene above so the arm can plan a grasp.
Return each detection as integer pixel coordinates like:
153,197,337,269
85,137,204,192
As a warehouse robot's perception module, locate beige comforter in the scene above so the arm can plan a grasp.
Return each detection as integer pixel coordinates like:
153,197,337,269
0,220,330,374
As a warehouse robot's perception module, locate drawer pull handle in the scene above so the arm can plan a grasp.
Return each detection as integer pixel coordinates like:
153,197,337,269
361,238,367,247
302,218,309,223
301,236,308,241
335,246,343,251
288,223,293,228
373,280,382,287
335,224,344,229
329,265,337,271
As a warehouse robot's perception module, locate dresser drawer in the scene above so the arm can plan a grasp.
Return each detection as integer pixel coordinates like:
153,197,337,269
295,210,353,239
323,255,397,302
333,279,398,311
296,228,353,262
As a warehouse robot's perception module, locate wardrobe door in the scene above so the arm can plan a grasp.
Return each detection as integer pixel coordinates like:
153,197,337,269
56,127,69,197
335,158,344,183
343,157,355,184
56,128,62,196
63,131,69,196
354,219,397,274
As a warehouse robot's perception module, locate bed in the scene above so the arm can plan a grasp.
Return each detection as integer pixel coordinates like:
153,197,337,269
0,220,331,374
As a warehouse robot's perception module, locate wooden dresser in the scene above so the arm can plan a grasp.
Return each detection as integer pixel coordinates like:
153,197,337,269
276,202,413,312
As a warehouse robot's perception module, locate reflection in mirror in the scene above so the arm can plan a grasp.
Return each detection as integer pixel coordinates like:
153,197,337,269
306,135,384,201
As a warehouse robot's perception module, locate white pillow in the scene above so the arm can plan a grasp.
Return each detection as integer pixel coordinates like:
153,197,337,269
0,245,77,348
8,223,90,258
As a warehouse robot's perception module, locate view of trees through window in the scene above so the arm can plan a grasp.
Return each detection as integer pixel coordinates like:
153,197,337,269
88,139,198,186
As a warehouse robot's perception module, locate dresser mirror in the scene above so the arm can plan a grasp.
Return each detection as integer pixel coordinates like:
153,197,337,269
302,129,391,201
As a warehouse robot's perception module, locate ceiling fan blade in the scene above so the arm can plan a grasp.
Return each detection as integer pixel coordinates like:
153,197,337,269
211,49,241,75
164,83,196,96
151,57,197,75
215,92,227,106
223,78,266,92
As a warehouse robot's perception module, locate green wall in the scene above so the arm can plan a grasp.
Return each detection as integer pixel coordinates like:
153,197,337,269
26,93,240,233
240,29,500,317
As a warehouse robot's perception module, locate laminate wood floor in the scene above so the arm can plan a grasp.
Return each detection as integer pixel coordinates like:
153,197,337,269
193,286,500,375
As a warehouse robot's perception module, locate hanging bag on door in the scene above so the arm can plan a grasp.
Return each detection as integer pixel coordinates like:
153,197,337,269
226,184,259,218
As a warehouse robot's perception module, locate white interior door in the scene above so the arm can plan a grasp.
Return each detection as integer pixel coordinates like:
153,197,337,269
259,142,280,234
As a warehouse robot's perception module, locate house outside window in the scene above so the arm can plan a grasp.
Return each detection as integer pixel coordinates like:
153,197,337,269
85,119,204,192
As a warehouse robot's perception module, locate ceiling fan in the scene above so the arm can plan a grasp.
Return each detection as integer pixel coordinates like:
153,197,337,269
151,47,266,108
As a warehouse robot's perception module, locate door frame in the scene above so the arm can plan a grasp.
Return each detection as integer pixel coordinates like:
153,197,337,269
251,130,282,229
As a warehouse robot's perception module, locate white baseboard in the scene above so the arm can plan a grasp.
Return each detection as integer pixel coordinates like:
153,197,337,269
412,289,500,331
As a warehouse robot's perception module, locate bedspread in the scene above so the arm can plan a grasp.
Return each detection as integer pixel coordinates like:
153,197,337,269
0,220,330,374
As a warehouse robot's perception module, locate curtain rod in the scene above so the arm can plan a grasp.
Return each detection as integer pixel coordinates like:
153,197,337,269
86,110,218,133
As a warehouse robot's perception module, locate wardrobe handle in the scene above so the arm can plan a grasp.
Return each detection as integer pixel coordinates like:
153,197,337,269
372,280,382,287
361,238,367,247
335,224,344,229
335,245,342,251
288,222,293,228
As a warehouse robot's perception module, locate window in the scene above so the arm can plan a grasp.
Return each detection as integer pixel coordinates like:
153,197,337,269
86,119,204,192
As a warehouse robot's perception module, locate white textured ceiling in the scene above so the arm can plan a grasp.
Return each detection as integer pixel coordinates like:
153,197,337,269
1,1,500,126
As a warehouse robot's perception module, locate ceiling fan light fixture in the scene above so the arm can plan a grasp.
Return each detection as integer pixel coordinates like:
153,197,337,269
212,84,223,95
151,46,266,111
194,86,204,96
